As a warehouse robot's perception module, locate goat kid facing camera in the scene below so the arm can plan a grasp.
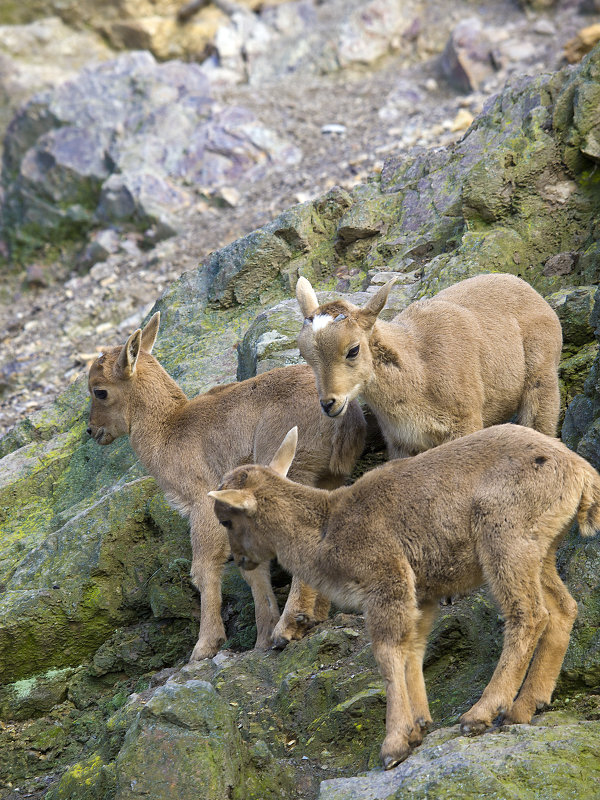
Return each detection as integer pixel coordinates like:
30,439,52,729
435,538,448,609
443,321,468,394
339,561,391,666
210,424,600,770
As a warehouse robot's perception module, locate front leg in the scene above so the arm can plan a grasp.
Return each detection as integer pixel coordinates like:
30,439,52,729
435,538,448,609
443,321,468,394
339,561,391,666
405,601,437,735
271,577,330,649
366,562,421,769
371,637,415,768
189,504,229,661
240,561,281,650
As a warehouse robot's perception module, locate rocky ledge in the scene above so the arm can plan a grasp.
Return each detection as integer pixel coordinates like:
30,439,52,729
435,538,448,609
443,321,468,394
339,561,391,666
0,34,599,800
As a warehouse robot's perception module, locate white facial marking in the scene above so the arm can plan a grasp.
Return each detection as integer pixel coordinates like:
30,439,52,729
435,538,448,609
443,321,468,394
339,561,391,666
312,314,333,333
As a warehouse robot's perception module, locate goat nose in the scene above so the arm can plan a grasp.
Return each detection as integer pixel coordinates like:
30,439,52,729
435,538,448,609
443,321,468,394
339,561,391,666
320,398,335,414
86,427,92,436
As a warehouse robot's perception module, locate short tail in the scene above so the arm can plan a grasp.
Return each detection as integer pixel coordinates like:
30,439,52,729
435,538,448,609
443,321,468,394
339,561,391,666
577,462,600,537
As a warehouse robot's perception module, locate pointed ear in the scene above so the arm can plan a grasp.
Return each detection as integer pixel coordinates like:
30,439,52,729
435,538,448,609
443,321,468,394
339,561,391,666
208,489,257,515
116,329,142,379
359,278,395,329
296,276,319,318
140,311,160,353
269,427,298,478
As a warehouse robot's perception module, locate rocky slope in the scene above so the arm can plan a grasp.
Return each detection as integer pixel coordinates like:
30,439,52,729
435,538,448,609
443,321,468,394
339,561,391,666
0,2,600,799
0,0,592,436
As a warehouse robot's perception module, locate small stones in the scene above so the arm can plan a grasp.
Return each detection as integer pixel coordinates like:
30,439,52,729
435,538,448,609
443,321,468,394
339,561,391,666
565,23,600,63
321,124,347,135
450,108,474,132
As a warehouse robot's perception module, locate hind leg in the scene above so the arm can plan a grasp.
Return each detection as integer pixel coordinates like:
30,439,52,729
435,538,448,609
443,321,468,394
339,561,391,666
517,327,561,436
503,551,577,724
460,534,549,734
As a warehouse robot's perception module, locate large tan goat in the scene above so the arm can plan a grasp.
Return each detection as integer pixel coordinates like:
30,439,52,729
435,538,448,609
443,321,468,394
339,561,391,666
296,273,562,457
210,423,600,769
87,312,365,660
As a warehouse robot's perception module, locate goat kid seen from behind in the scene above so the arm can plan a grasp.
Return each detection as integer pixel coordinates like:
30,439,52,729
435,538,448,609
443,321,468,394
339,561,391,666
210,424,600,769
87,312,366,661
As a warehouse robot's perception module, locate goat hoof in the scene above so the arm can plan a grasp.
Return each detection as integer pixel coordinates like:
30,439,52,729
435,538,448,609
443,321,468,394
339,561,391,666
415,716,432,734
189,639,224,661
460,720,488,737
381,737,411,770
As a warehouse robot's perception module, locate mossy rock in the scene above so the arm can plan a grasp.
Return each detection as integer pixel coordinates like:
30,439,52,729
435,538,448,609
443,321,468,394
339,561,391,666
318,720,600,799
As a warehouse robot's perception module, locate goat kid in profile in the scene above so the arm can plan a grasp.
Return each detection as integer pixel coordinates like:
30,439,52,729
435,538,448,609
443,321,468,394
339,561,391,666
296,273,562,457
87,312,365,661
210,424,600,769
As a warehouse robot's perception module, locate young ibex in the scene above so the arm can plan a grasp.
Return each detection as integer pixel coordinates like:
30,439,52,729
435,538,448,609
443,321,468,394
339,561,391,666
87,312,365,660
296,273,562,457
210,423,600,769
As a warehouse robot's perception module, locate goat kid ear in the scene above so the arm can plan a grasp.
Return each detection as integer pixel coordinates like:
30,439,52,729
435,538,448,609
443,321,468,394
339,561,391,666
296,276,319,319
116,329,142,379
359,278,396,329
269,426,298,477
208,489,257,515
140,311,160,353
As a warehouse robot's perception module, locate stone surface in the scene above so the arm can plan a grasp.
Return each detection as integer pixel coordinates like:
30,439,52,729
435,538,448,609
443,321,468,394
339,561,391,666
1,51,301,257
440,17,497,93
0,17,111,150
318,720,600,800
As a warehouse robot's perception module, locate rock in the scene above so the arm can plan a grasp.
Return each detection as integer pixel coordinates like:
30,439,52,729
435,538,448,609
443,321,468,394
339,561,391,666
440,18,496,93
544,251,580,278
77,228,121,271
214,186,242,207
337,0,407,67
321,124,347,135
450,108,474,132
518,0,557,8
0,17,111,149
105,6,227,60
114,681,249,800
96,171,191,231
1,51,300,258
318,721,600,799
547,286,597,349
0,667,75,721
565,24,600,64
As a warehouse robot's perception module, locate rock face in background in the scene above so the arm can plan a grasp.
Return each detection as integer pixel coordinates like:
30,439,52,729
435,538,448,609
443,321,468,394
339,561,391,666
0,17,111,152
0,50,301,258
1,43,600,799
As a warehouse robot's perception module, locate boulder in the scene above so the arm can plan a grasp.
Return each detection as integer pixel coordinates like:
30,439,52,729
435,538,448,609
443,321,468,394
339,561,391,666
0,17,111,149
1,51,301,258
440,17,497,93
319,720,600,800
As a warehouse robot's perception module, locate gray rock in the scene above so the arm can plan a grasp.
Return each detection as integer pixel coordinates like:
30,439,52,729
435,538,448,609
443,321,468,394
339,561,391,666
318,721,600,799
544,251,580,277
546,285,597,348
1,51,300,255
440,17,497,93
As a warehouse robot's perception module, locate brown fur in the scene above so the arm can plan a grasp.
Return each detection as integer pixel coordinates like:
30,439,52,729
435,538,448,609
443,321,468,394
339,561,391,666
87,312,366,660
296,273,563,457
210,423,600,768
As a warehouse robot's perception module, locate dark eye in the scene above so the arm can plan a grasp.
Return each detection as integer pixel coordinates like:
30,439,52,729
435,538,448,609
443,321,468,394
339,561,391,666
346,345,360,359
221,520,232,530
93,389,108,400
